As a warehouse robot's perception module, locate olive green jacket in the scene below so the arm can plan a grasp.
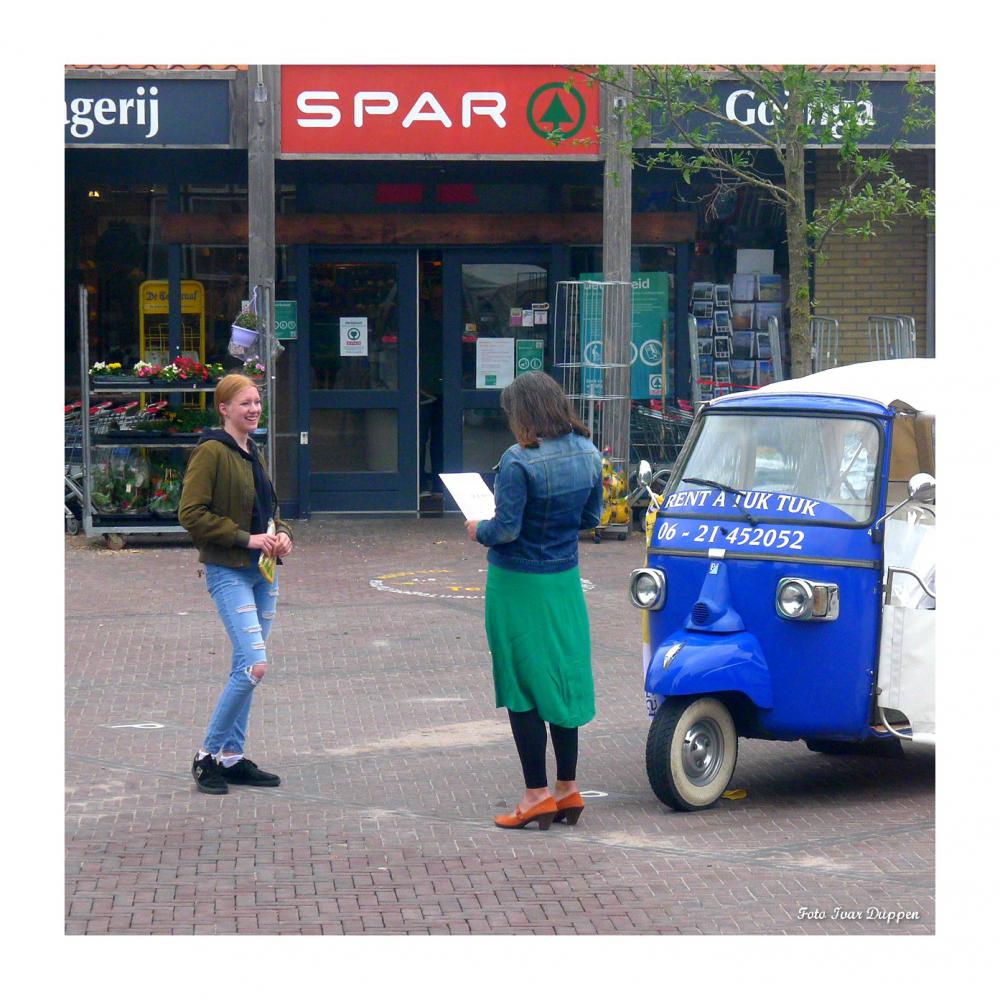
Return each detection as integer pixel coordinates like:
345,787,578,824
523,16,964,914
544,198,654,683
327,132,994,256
178,438,292,568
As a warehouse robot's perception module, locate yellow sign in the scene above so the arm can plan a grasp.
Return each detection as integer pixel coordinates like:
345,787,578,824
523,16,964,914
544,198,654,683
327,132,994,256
140,280,204,315
138,280,206,397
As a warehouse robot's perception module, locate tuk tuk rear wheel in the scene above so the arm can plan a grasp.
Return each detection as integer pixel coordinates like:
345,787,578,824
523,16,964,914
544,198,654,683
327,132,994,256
646,696,738,811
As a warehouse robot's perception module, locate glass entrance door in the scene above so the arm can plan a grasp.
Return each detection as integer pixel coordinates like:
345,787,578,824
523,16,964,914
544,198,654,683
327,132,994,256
302,250,418,511
441,249,556,492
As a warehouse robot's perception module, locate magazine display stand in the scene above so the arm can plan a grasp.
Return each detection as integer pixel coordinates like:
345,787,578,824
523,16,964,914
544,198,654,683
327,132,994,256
553,279,631,540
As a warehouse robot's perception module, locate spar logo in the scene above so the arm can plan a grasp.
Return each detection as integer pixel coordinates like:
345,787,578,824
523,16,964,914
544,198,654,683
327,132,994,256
526,83,588,142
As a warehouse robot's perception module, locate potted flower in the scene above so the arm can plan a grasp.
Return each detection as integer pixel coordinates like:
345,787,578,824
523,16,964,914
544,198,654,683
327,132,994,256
171,356,212,382
231,308,259,349
157,361,182,383
133,360,162,379
89,361,127,382
243,356,266,380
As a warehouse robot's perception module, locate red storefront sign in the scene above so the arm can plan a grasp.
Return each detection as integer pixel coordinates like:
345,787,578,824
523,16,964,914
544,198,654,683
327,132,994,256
281,65,601,156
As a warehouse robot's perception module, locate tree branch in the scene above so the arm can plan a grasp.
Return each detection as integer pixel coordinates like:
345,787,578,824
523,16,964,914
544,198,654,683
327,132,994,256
724,65,785,109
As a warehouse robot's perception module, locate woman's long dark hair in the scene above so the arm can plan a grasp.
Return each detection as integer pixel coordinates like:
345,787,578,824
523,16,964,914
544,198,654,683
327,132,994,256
500,371,590,447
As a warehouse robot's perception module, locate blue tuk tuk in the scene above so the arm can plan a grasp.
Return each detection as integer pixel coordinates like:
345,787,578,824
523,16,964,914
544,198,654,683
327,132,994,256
629,359,936,810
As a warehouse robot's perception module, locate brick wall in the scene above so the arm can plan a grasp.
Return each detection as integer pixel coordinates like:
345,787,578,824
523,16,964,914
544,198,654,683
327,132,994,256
812,151,933,362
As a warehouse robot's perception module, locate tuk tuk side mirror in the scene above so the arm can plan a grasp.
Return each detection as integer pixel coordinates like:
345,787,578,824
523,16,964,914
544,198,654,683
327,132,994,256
638,460,652,487
873,473,936,539
907,473,935,504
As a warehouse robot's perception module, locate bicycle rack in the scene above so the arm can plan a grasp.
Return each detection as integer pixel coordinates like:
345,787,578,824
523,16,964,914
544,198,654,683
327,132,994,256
810,315,840,372
867,315,917,360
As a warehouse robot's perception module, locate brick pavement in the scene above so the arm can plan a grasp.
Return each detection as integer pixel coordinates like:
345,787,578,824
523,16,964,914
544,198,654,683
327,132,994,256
65,517,935,935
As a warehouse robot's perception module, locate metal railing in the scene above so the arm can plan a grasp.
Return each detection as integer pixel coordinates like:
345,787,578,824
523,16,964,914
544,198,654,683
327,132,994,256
867,315,917,360
810,315,840,372
767,316,785,382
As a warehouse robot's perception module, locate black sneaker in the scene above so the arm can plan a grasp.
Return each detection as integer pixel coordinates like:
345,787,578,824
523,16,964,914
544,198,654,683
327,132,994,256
192,753,229,795
220,757,281,787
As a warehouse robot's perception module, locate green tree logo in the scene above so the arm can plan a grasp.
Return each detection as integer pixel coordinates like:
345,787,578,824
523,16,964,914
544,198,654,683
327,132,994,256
527,83,587,142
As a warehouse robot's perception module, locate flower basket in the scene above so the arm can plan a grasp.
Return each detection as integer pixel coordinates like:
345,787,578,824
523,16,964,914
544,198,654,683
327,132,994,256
230,291,260,355
89,362,136,387
132,358,223,387
230,323,259,348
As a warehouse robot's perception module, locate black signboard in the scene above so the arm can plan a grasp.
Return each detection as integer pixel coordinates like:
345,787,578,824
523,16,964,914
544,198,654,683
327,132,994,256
65,78,230,146
651,79,934,148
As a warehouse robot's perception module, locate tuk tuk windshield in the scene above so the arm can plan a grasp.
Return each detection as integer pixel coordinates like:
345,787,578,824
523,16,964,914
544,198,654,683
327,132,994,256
675,413,880,523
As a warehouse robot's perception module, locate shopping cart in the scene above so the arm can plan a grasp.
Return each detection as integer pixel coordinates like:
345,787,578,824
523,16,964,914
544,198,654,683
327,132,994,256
628,404,694,524
65,400,168,535
115,399,168,430
89,400,121,436
630,403,694,472
64,401,92,535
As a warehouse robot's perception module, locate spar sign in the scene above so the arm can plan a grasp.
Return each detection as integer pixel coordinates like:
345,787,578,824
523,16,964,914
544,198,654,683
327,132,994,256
281,65,600,156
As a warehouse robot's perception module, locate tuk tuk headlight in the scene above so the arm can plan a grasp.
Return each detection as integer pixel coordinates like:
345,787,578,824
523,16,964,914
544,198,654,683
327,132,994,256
630,568,667,610
776,578,840,621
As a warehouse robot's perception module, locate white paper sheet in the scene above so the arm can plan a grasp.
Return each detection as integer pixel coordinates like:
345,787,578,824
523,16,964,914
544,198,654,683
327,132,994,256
475,337,515,388
340,317,368,356
439,473,496,520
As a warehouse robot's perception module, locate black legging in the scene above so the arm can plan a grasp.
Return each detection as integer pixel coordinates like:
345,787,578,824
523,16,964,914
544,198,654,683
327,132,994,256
508,708,578,789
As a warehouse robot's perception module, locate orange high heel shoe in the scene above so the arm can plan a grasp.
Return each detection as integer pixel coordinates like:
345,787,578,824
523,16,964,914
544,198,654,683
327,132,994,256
494,795,558,830
553,791,585,825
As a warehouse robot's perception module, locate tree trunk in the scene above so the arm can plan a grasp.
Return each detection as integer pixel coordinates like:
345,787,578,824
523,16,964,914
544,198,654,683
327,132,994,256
783,87,812,379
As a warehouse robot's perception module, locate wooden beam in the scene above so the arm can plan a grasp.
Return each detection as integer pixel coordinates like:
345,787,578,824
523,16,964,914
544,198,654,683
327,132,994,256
601,66,634,468
160,211,696,245
247,64,276,295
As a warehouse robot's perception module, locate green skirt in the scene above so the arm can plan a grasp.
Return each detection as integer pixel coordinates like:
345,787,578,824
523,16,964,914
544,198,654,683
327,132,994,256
484,562,595,728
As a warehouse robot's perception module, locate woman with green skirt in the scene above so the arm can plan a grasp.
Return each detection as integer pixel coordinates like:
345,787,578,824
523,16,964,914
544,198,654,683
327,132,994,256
465,372,603,830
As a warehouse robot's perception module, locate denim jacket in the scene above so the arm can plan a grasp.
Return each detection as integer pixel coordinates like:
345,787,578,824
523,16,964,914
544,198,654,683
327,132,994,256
475,432,604,573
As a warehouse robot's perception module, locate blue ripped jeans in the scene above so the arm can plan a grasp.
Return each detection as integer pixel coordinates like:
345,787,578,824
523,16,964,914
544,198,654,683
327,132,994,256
202,563,279,756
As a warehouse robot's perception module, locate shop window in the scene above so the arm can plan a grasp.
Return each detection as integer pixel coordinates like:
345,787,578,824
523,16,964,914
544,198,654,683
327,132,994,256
565,184,601,212
183,185,248,214
459,263,547,389
65,182,169,387
309,262,401,392
181,246,250,365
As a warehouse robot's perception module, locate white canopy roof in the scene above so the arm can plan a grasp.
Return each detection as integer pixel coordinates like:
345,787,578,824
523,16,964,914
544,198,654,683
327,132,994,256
721,359,936,412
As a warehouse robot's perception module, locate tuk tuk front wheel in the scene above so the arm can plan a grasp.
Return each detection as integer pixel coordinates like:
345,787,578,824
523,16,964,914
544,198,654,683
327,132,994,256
646,696,738,811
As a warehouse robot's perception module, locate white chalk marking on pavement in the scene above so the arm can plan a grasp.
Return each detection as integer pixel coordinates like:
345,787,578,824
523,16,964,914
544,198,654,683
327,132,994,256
598,832,676,850
581,790,608,798
371,569,594,599
325,719,509,756
106,723,165,730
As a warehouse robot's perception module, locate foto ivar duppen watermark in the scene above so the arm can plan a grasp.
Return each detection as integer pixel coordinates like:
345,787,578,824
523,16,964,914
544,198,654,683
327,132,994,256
798,906,920,926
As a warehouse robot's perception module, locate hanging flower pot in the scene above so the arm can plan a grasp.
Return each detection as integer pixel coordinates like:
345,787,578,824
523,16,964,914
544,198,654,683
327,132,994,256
231,310,259,348
229,289,267,359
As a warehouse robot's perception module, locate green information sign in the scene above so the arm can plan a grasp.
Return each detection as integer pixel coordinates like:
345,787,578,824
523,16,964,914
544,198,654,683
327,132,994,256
515,338,544,375
580,272,672,400
274,300,298,341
